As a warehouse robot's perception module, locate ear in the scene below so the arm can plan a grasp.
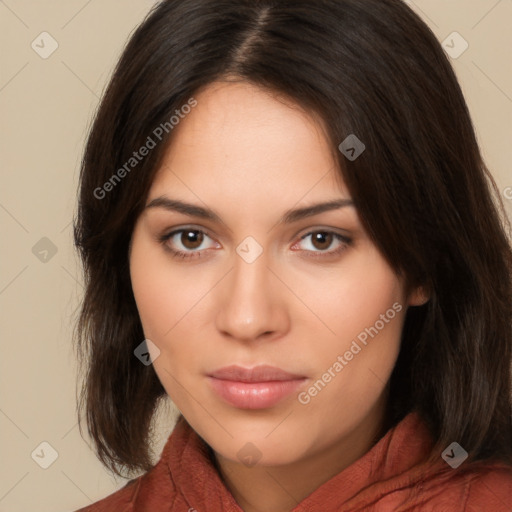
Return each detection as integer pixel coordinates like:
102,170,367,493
407,285,430,307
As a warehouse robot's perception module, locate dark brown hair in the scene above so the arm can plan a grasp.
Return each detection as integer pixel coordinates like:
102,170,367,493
73,0,512,478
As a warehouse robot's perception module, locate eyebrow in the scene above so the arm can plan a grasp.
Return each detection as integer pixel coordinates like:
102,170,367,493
145,196,355,225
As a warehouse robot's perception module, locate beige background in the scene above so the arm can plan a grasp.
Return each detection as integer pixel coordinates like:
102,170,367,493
0,1,511,511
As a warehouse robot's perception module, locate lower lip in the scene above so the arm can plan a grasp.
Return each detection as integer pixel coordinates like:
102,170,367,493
208,377,307,409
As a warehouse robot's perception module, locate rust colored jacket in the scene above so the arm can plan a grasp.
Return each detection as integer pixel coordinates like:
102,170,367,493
75,412,512,511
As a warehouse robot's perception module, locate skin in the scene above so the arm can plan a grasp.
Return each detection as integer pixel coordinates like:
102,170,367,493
129,80,427,512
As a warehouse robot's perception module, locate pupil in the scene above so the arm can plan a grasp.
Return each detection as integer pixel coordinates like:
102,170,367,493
182,230,203,249
313,232,332,250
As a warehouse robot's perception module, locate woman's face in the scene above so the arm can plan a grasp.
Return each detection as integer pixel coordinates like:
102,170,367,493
129,81,421,467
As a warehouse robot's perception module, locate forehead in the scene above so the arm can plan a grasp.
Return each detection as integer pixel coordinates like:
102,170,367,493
148,81,349,209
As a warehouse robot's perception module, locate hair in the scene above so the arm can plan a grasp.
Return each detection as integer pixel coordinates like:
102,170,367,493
73,0,512,479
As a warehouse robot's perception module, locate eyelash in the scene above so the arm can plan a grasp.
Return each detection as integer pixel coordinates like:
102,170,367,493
157,228,352,261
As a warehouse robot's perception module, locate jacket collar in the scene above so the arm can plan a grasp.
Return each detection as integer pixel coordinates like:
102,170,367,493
159,411,438,511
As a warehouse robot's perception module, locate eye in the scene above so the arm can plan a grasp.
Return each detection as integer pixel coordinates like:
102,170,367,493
157,227,352,261
292,230,352,258
158,228,219,259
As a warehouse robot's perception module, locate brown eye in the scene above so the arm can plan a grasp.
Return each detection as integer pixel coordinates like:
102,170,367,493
292,230,351,259
159,228,218,260
181,230,204,249
310,232,334,251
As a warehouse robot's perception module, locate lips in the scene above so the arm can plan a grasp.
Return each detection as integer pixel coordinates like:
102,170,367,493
209,365,305,382
207,365,307,409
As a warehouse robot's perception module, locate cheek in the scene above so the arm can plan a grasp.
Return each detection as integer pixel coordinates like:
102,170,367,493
301,307,404,433
130,233,206,340
130,259,175,340
297,249,405,347
129,240,199,402
297,249,406,401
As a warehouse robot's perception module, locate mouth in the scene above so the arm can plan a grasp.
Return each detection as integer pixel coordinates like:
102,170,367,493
207,365,308,409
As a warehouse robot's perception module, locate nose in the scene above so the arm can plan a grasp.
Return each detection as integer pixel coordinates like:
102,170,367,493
214,250,290,343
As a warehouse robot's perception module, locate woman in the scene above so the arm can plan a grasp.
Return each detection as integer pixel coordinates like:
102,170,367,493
73,0,512,510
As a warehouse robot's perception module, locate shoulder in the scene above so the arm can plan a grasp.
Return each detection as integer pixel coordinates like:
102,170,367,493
462,464,512,511
72,448,182,511
73,418,197,511
413,462,512,512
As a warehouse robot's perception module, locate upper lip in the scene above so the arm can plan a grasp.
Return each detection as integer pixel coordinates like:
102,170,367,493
208,365,306,382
